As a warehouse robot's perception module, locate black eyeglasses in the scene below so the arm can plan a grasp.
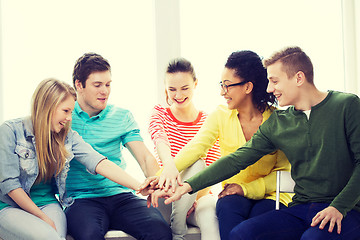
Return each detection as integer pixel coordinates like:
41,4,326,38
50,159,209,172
219,81,248,93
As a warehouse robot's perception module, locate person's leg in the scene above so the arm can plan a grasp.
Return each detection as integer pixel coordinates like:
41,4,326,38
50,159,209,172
0,206,63,240
300,204,360,240
40,203,67,239
229,204,311,240
249,198,286,218
65,197,110,240
110,192,172,240
192,194,220,240
156,197,172,224
216,195,253,240
170,160,205,240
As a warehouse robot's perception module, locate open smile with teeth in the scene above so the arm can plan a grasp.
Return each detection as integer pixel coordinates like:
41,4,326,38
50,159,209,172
274,94,281,99
175,98,187,104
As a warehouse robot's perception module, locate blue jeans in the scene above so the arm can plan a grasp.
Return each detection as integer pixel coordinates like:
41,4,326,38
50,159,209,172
0,203,66,240
216,195,285,240
230,202,360,240
65,192,172,240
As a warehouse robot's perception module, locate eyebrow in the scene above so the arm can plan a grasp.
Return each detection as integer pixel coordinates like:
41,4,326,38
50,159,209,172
168,84,190,88
222,80,232,83
93,80,112,84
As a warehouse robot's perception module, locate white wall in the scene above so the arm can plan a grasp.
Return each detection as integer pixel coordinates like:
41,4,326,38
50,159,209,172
179,0,345,113
0,0,358,177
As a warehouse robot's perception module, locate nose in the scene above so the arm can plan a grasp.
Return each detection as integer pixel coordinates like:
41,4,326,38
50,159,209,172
175,90,183,99
100,85,109,95
220,86,226,96
266,82,274,93
66,114,72,121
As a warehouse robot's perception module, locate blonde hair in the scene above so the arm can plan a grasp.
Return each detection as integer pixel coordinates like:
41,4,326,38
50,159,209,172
31,78,77,183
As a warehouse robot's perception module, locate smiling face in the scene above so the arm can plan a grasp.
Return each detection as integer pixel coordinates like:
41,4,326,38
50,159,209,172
220,68,251,110
165,72,197,109
266,61,299,107
75,70,112,117
51,95,75,133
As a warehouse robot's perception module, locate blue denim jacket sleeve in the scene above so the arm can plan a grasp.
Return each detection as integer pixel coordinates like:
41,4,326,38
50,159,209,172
0,122,24,195
67,129,105,174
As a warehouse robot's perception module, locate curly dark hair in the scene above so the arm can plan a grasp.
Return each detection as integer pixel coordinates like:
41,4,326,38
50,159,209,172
225,50,276,112
72,52,111,89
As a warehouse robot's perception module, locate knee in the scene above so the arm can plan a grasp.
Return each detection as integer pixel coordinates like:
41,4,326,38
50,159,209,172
216,196,234,216
145,221,172,240
28,229,62,240
68,227,104,240
144,213,172,240
229,221,257,240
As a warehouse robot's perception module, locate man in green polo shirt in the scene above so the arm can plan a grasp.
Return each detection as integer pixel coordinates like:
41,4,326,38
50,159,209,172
65,53,171,240
149,46,360,240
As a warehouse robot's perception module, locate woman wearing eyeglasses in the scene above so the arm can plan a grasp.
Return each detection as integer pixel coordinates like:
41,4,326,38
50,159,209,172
148,51,292,240
148,58,222,240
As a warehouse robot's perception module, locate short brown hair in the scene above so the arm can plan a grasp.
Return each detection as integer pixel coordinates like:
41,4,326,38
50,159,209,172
264,46,314,84
73,53,111,89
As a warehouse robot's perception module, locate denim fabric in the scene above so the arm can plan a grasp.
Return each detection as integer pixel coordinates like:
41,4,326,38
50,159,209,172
230,202,360,240
0,203,66,240
65,192,172,240
0,117,105,208
216,195,286,240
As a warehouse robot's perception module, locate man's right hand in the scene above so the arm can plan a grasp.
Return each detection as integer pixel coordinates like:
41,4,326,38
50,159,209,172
149,182,193,207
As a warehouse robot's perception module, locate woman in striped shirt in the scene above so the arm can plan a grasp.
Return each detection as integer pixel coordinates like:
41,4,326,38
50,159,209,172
148,58,221,240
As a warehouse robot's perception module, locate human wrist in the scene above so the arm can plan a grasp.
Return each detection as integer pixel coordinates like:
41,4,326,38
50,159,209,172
182,182,193,194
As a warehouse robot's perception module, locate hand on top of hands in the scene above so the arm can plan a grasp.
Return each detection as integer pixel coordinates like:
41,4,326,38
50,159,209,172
145,183,193,208
137,176,160,196
159,160,183,193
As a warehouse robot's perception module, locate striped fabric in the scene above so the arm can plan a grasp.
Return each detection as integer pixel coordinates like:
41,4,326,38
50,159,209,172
149,105,221,167
66,102,143,199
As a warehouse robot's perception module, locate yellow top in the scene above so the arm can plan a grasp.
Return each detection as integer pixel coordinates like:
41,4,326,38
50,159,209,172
157,105,292,206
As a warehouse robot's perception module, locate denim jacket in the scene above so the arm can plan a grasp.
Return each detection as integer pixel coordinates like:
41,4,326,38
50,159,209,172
0,117,105,208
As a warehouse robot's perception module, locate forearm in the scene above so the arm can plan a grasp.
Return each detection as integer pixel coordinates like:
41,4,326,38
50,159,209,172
330,163,360,216
242,152,291,199
156,142,174,167
142,155,160,177
8,188,47,219
187,146,265,193
96,159,141,190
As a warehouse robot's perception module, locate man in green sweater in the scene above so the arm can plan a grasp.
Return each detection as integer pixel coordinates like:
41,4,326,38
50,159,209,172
149,46,360,239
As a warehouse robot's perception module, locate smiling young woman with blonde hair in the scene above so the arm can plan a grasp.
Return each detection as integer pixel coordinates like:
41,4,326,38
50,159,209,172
0,78,152,240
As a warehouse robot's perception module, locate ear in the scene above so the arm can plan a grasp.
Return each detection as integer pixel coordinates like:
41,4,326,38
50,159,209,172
245,81,254,94
295,71,306,86
75,80,83,91
194,78,198,88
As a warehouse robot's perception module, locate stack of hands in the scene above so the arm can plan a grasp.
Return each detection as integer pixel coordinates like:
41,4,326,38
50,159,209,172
136,174,246,209
136,176,191,208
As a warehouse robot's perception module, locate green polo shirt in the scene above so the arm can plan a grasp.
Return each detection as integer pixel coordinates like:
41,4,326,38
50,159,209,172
187,91,360,217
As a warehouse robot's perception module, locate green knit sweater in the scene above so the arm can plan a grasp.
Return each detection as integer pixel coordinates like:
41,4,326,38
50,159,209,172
187,91,360,217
